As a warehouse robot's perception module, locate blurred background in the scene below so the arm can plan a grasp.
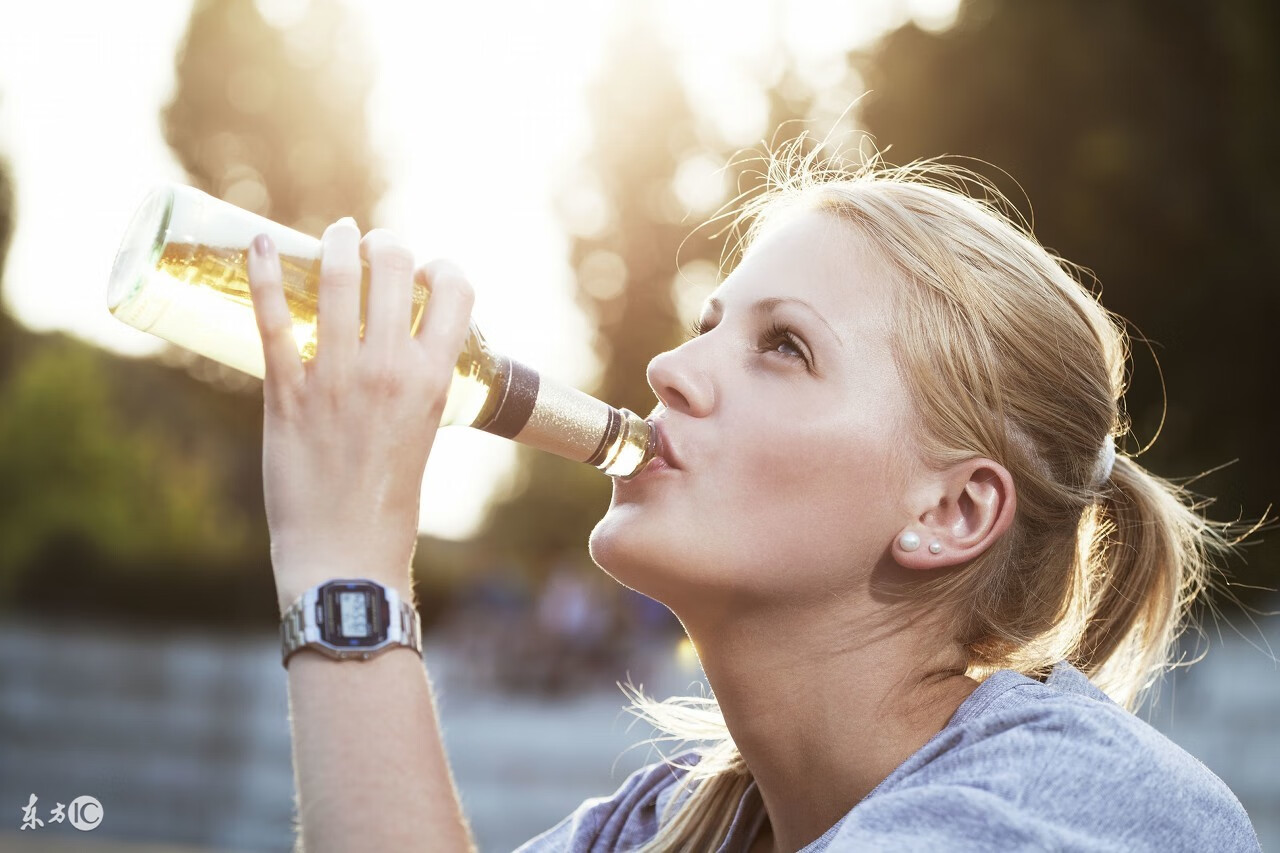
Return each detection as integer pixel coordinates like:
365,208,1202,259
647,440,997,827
0,0,1276,850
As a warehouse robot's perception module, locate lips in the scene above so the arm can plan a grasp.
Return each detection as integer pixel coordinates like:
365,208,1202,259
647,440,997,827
648,419,684,470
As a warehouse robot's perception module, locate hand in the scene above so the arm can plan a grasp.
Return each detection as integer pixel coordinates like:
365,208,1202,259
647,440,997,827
246,217,475,615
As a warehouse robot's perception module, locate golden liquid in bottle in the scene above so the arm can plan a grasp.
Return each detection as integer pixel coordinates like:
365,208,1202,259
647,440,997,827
110,241,500,430
108,236,655,477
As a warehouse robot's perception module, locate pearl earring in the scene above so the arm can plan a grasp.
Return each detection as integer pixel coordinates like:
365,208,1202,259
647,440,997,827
928,541,943,554
899,532,921,552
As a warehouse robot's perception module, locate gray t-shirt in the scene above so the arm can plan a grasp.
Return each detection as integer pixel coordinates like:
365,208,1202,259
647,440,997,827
514,662,1260,852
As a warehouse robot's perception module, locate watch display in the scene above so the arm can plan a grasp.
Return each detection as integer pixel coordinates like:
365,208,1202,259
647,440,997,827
339,590,371,637
318,581,388,648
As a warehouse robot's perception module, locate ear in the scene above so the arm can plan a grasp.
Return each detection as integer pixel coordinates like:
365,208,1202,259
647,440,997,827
892,459,1017,571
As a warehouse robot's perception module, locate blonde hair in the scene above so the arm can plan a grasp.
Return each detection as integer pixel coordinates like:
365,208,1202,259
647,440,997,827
626,144,1259,852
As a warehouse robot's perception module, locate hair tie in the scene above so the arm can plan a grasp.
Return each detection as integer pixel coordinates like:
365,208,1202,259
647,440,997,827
1094,435,1117,486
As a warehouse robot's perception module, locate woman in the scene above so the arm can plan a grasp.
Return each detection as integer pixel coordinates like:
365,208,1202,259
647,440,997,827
246,156,1261,852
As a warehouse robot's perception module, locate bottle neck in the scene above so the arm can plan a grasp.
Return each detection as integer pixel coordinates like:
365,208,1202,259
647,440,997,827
472,356,656,478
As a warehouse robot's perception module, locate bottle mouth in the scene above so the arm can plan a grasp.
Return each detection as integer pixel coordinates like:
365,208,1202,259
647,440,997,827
604,413,663,480
107,186,174,313
644,418,661,464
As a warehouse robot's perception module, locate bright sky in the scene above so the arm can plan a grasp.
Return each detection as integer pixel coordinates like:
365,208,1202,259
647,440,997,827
0,0,956,541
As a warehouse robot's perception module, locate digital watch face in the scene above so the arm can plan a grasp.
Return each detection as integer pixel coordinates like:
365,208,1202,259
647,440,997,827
317,581,389,648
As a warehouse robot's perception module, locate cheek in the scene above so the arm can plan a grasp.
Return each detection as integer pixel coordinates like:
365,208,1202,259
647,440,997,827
731,421,887,496
718,425,898,551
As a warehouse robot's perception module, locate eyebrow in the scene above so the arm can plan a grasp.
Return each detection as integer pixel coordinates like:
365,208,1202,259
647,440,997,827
705,296,844,348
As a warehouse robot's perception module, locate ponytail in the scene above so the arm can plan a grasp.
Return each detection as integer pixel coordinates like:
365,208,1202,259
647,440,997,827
1072,453,1244,710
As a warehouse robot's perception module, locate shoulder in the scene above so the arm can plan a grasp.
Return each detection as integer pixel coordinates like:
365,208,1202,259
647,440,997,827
513,749,699,852
818,664,1260,852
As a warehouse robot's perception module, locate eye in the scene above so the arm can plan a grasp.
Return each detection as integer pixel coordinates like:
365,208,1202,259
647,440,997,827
759,321,810,365
686,317,811,367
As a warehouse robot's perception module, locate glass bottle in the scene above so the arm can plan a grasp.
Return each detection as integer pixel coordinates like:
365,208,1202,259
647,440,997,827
106,184,658,479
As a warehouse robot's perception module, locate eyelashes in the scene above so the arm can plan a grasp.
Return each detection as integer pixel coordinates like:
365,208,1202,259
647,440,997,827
685,317,811,367
686,317,711,339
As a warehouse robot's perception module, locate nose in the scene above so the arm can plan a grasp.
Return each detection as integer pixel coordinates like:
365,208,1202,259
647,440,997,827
646,342,713,418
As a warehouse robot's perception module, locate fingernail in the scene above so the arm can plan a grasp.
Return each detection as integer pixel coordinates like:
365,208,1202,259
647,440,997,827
251,234,273,256
339,216,357,229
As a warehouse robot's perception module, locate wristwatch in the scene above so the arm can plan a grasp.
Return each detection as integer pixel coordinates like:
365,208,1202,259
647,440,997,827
280,578,422,667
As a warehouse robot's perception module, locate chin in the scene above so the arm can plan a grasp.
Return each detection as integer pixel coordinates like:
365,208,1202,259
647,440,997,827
588,509,685,604
590,509,742,614
588,509,642,582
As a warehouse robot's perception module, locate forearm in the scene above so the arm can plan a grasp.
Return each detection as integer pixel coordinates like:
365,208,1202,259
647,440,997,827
246,218,481,852
284,590,474,852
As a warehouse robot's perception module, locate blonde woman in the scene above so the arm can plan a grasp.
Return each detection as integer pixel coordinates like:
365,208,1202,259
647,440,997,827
247,156,1262,852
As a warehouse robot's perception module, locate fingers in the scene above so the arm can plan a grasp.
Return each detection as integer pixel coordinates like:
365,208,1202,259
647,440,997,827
302,217,473,414
247,234,305,394
315,217,362,372
413,259,476,384
360,229,415,357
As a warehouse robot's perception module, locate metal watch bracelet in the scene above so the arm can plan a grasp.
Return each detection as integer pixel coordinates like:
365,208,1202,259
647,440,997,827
280,586,422,667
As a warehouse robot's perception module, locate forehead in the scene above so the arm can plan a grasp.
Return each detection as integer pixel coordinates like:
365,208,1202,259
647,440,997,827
706,208,898,340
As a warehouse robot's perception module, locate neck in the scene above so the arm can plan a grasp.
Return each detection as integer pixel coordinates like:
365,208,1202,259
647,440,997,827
675,592,977,853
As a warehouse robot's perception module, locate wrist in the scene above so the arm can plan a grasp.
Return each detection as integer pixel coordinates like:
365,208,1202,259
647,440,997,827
275,569,417,618
270,536,419,616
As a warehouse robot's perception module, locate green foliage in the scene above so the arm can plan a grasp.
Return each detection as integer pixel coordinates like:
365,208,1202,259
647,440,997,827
0,338,251,599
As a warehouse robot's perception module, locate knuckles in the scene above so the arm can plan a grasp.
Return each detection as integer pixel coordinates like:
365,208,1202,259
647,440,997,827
362,229,415,277
348,358,451,411
415,260,476,305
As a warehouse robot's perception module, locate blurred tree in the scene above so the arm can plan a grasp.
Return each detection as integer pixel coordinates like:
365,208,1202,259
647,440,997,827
0,339,248,598
0,154,34,383
855,0,1279,596
475,7,722,582
163,0,385,236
